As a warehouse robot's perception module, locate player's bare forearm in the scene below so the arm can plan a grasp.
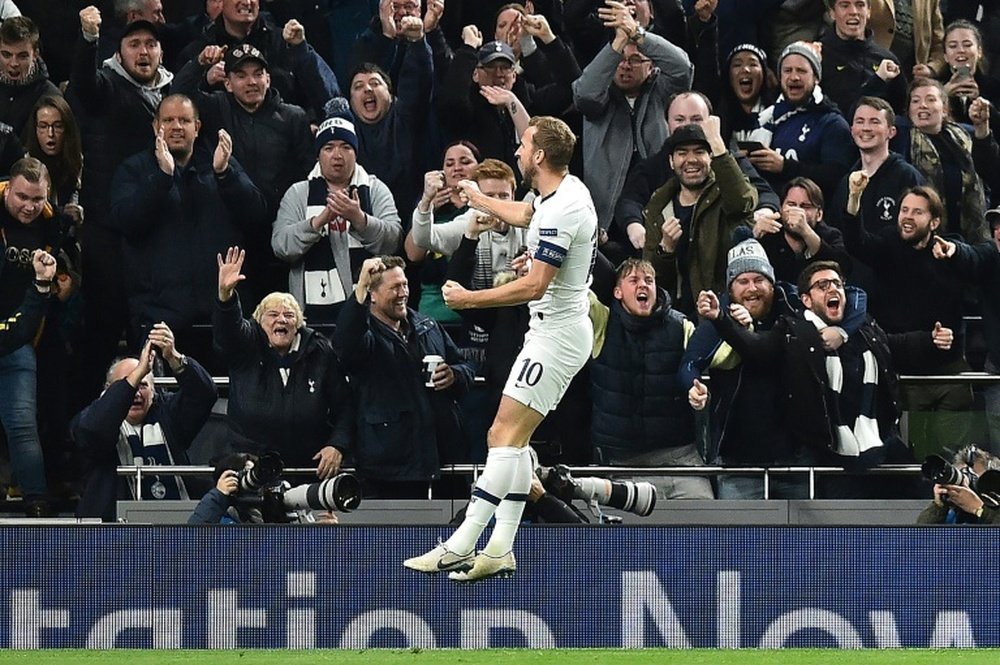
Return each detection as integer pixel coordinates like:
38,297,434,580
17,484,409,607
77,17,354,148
469,192,533,228
462,261,555,309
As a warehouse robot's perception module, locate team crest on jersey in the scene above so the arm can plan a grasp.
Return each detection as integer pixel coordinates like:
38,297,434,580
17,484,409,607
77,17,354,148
876,196,895,222
798,124,811,143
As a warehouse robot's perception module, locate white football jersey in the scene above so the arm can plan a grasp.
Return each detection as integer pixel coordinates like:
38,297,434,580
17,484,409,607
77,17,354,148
526,174,598,325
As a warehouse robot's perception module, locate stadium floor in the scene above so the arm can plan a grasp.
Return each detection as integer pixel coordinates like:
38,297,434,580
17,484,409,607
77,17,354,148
6,650,1000,664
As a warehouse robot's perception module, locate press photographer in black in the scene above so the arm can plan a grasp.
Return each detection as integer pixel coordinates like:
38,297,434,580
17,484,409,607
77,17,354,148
917,446,1000,524
188,452,361,524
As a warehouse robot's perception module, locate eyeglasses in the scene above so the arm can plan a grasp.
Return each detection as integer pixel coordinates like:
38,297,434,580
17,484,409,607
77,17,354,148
37,122,65,134
621,55,651,67
808,278,844,292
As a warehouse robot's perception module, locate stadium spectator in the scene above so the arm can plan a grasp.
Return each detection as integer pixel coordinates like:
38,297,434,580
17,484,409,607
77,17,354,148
932,218,1000,452
892,77,988,243
213,247,353,473
819,0,907,116
405,142,483,324
109,94,268,348
746,41,855,195
332,255,474,498
565,1,689,70
699,260,952,491
22,96,84,227
347,39,432,227
0,247,54,516
436,15,579,174
869,0,946,79
68,7,174,401
752,177,852,283
178,0,340,121
719,43,778,143
173,42,313,295
572,1,692,238
842,182,972,460
916,445,1000,524
0,158,61,516
73,323,216,522
828,96,925,234
589,257,713,498
0,16,61,137
640,118,756,317
351,0,435,88
935,20,1000,127
272,104,402,325
615,92,779,265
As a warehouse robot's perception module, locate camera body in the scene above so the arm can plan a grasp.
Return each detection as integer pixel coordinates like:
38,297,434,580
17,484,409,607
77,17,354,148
922,454,978,491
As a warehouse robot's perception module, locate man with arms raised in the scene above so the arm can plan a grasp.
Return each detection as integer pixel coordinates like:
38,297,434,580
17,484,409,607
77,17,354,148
404,115,597,582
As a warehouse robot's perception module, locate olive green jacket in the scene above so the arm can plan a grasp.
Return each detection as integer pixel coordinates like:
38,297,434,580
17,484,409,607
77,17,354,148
641,152,756,304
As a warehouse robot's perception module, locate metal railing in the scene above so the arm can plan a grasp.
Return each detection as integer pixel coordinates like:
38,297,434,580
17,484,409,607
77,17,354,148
116,463,930,501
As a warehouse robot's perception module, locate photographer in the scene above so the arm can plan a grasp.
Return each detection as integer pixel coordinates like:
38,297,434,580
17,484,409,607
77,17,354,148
73,322,216,522
917,446,1000,525
188,452,357,524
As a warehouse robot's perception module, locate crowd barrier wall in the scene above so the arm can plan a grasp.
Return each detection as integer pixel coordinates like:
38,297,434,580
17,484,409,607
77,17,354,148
0,526,996,649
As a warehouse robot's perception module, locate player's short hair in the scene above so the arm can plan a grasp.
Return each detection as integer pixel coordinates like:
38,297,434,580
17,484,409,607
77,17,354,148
369,255,407,291
528,115,575,171
472,158,516,190
0,16,40,48
252,292,305,330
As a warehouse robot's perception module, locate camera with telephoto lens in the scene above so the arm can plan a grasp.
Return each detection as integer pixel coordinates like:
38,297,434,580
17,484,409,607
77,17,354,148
541,464,657,518
232,452,363,522
921,454,979,491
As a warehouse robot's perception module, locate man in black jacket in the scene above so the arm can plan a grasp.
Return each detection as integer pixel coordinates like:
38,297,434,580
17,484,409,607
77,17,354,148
173,42,313,294
698,260,954,485
73,323,216,522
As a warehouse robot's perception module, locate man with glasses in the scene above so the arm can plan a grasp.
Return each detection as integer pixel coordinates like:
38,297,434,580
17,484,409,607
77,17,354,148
573,0,691,237
697,260,954,493
752,176,852,283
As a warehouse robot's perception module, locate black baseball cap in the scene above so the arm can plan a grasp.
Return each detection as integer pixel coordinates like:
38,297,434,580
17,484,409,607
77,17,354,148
224,43,269,74
477,40,516,66
667,124,710,152
120,19,161,44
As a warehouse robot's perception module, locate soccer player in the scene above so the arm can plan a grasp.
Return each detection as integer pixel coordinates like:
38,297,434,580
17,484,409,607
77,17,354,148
403,115,598,582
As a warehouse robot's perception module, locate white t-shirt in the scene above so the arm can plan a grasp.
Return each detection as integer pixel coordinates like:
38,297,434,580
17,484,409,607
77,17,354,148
527,174,598,326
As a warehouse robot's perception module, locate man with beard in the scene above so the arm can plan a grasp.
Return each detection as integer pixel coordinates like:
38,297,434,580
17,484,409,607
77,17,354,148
640,117,756,318
842,181,971,460
589,258,713,499
697,260,954,494
745,42,855,195
109,94,267,350
332,255,473,498
405,116,597,582
69,8,174,401
752,176,853,283
0,16,60,137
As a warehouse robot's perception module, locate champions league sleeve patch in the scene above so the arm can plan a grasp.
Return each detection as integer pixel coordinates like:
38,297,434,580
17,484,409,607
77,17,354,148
535,240,567,267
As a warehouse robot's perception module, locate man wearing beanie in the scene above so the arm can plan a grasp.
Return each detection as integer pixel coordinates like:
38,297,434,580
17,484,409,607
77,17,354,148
641,115,755,318
695,259,953,497
272,100,402,325
745,41,855,195
819,0,907,116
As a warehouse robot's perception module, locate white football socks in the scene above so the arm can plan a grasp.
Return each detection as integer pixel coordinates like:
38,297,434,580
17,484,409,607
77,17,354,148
444,446,521,555
481,446,533,556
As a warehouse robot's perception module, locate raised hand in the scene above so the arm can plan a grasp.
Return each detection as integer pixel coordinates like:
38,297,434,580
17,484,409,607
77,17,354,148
659,216,683,253
442,279,470,309
154,127,174,175
80,5,101,38
931,321,953,350
932,235,956,260
379,0,398,39
217,245,246,302
752,209,782,238
462,24,483,49
282,19,306,45
31,249,57,283
213,129,233,174
423,0,445,33
198,44,227,67
696,290,720,320
728,303,752,327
